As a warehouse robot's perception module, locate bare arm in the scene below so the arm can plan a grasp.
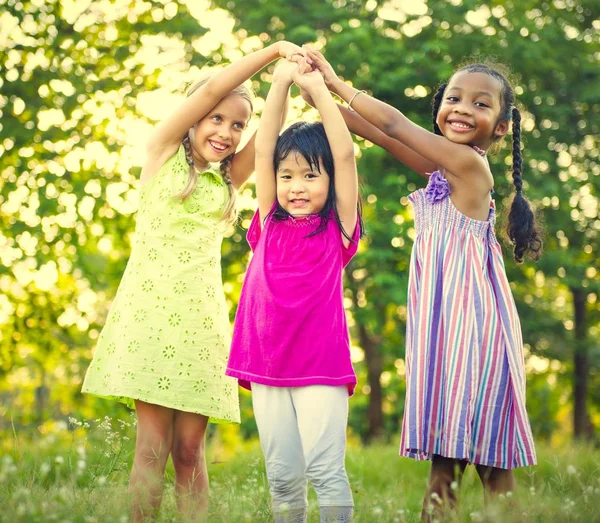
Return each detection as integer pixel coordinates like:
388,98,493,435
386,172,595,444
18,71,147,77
338,104,436,178
306,48,485,181
255,60,296,222
294,65,357,244
301,87,436,177
229,91,290,189
229,133,256,189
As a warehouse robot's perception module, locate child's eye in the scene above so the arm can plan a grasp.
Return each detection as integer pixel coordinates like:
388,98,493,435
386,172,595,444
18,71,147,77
211,115,222,122
446,96,459,102
233,122,245,130
305,173,317,179
474,102,489,108
279,174,291,180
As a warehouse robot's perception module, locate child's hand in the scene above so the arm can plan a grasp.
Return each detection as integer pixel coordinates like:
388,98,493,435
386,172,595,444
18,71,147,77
302,46,339,89
292,61,326,94
273,58,298,85
276,41,306,63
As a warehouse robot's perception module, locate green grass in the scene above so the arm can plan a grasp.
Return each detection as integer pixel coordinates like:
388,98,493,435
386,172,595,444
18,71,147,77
1,417,599,522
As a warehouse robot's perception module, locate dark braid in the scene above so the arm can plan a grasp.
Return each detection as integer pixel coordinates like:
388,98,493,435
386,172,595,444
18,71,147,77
511,108,523,194
507,106,542,262
431,83,447,135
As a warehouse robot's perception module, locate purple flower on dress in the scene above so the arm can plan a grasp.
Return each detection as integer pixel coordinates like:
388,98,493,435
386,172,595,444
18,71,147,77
424,170,450,204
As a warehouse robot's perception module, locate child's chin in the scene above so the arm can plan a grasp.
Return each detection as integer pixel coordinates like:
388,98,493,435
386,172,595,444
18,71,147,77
286,206,312,216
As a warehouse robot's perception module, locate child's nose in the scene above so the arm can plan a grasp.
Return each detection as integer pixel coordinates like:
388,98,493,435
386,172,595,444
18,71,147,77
453,103,472,115
217,127,231,140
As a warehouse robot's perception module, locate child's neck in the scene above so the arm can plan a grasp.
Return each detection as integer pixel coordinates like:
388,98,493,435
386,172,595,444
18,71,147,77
192,154,210,172
471,144,487,156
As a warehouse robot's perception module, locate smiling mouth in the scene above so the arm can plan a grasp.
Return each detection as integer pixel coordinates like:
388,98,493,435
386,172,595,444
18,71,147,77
208,140,229,152
290,199,309,206
447,120,474,132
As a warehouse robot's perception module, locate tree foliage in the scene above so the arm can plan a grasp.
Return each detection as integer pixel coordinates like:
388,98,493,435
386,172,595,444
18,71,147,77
1,0,598,440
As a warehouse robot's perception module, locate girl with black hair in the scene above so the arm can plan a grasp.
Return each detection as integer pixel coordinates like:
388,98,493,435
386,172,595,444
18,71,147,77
306,49,541,520
226,58,362,523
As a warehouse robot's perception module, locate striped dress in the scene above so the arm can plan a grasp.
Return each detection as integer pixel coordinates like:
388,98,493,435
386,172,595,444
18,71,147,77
399,172,536,469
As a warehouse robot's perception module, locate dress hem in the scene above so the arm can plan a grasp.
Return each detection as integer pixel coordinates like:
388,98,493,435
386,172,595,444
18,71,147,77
82,387,240,425
225,369,357,396
399,447,537,469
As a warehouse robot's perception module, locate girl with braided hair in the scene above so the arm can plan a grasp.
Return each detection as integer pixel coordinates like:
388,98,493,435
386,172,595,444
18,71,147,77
82,41,305,521
306,49,541,519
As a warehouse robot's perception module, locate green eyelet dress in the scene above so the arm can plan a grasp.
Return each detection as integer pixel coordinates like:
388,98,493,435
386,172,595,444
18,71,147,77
82,145,240,423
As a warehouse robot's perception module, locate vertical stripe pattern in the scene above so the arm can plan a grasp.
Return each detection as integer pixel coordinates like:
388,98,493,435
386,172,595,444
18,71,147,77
399,185,536,469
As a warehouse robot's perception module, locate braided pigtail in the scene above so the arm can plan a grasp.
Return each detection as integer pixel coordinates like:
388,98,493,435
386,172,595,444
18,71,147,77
219,154,238,226
431,82,447,135
506,107,542,262
173,132,198,200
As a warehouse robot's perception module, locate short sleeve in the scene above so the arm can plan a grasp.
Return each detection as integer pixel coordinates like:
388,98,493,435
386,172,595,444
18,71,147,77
246,210,262,252
247,202,279,251
341,216,361,268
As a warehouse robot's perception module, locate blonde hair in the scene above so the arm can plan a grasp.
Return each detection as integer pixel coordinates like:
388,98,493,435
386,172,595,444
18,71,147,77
174,77,253,226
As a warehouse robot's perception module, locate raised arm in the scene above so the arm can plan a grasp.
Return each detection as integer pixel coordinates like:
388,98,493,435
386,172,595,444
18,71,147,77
336,105,436,178
301,88,435,178
255,59,297,223
306,48,485,179
229,90,291,189
144,41,304,180
293,63,358,243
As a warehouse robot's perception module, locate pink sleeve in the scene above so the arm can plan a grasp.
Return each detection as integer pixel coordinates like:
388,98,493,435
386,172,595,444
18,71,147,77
246,210,262,252
341,217,361,268
248,202,279,251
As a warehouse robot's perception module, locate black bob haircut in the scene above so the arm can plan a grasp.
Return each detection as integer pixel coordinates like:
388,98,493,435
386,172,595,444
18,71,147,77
270,121,363,242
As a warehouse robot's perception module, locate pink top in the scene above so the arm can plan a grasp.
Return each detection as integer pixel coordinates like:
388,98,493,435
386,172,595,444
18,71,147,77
226,208,360,395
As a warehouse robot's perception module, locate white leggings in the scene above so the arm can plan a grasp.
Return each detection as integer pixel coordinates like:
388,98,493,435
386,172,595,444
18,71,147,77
252,384,354,512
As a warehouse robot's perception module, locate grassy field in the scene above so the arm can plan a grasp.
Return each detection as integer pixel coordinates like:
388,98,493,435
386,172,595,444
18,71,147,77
1,416,599,522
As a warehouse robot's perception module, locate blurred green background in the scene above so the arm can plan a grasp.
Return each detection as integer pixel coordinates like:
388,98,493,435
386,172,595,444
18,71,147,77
0,0,598,450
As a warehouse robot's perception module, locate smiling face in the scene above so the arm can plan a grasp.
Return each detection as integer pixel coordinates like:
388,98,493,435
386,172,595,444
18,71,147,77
276,151,330,216
436,71,509,149
190,93,252,168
